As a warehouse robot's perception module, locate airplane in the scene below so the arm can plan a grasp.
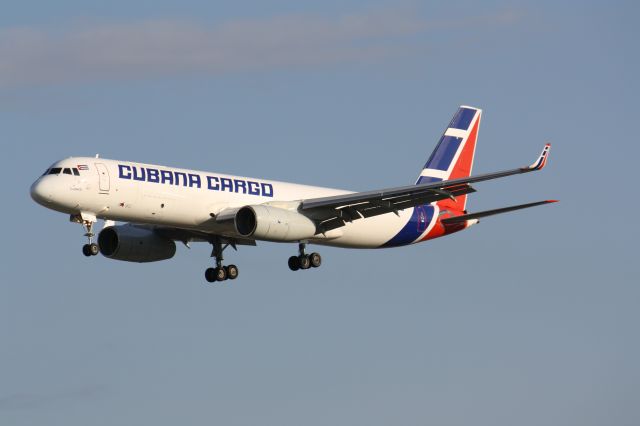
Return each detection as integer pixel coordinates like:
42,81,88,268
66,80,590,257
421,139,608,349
30,106,556,283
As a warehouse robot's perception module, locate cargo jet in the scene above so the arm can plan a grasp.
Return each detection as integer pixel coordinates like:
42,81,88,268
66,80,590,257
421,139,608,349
30,106,555,282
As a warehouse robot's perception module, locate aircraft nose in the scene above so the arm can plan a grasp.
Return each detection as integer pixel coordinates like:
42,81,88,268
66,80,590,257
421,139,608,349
30,178,54,205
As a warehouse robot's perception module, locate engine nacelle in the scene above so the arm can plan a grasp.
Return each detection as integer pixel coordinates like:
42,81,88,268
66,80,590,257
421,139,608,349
235,205,317,242
98,225,176,263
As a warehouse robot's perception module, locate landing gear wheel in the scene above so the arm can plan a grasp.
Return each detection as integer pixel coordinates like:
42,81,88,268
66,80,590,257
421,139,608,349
299,254,311,270
226,265,239,280
204,239,239,283
205,267,228,282
288,256,300,271
309,252,322,268
89,243,99,256
75,215,99,257
214,266,227,282
205,267,217,283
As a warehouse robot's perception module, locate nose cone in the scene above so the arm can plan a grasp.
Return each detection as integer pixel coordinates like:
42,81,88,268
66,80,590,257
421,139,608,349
30,178,54,206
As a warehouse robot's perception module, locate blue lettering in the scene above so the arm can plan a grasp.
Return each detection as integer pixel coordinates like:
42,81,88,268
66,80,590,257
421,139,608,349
220,178,233,192
261,183,274,197
119,164,131,179
147,168,159,183
174,172,187,186
160,170,173,185
234,179,247,194
115,167,276,196
207,176,220,190
247,181,260,195
132,166,146,181
188,173,201,188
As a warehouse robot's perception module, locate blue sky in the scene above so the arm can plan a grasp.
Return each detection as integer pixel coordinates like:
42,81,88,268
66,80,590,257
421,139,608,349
1,1,638,425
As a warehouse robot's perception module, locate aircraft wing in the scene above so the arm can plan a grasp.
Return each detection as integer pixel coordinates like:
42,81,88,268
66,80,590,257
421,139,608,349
301,144,551,233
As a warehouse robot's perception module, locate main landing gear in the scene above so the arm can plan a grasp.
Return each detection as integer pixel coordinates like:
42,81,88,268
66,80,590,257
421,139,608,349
205,239,239,283
288,242,322,271
72,214,99,257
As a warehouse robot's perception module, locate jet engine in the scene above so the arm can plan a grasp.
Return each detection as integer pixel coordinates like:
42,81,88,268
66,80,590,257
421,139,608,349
234,205,317,241
98,225,176,262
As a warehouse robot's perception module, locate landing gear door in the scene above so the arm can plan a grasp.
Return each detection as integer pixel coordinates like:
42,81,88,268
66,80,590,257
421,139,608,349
95,163,110,193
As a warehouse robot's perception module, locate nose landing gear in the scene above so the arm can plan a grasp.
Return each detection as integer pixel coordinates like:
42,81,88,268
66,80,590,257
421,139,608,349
205,239,239,283
288,242,322,271
72,213,99,257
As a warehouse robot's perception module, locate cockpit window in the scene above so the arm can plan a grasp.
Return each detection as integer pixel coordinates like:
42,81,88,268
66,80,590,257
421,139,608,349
63,168,72,175
48,168,62,175
72,168,80,176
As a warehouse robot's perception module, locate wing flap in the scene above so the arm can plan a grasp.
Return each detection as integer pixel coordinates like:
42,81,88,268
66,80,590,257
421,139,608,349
313,184,476,233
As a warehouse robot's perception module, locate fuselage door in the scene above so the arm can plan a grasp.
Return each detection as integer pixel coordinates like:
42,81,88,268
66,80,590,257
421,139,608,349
95,163,110,193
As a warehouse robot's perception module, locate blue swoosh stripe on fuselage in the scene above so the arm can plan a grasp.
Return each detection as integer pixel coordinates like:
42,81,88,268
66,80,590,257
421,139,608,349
381,205,435,248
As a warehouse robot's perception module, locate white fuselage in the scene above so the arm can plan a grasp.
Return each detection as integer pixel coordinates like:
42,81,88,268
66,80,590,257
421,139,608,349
31,157,432,248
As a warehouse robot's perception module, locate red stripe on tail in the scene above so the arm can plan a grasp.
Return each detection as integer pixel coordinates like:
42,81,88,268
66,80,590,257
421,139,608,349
437,114,480,212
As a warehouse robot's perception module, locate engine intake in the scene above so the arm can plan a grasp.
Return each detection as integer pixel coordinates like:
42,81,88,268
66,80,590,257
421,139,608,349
235,205,317,241
98,225,176,263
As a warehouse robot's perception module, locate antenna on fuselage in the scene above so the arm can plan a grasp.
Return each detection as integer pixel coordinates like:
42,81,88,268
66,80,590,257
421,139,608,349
95,154,100,158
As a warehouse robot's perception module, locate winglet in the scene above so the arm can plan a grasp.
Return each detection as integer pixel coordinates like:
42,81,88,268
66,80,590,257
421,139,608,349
528,143,551,170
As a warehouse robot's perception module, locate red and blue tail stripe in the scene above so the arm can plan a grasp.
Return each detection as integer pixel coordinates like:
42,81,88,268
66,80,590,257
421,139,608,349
416,106,481,190
382,106,482,247
381,205,436,247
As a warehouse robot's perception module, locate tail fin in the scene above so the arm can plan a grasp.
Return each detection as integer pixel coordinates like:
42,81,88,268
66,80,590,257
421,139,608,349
416,106,482,211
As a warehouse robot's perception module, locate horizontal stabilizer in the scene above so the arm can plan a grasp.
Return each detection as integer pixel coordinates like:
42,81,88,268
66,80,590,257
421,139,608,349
441,200,558,224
